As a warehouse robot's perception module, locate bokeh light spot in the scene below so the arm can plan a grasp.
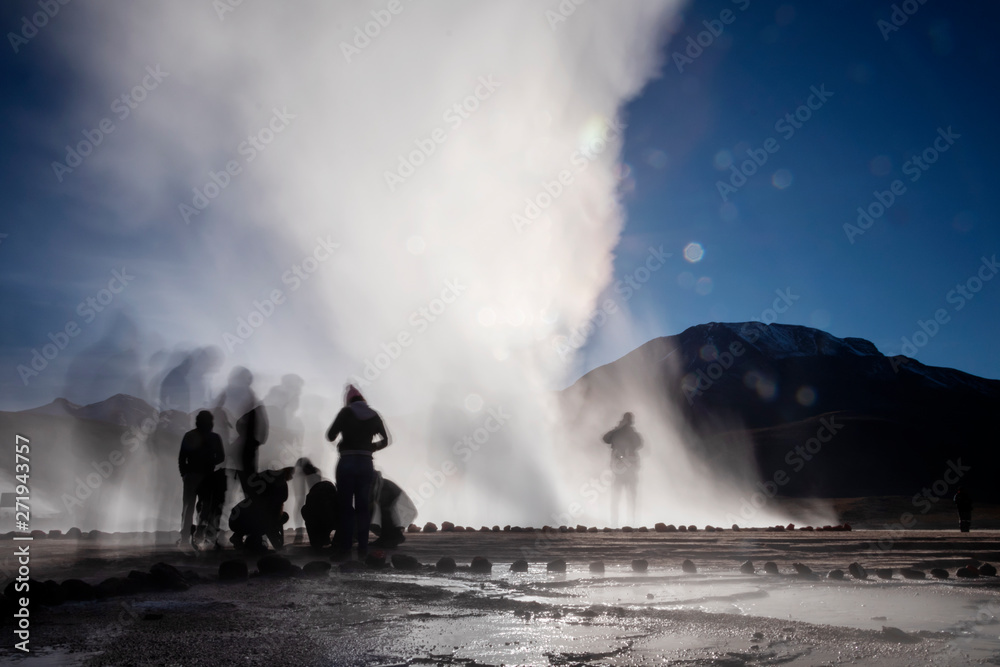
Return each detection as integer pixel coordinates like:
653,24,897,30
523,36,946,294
796,386,816,406
684,242,704,263
771,169,793,189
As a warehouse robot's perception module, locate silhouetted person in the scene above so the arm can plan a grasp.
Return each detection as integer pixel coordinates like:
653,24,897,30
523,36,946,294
178,411,224,550
370,472,416,548
229,467,293,551
326,385,390,559
603,412,642,527
160,346,223,413
214,367,269,499
955,487,972,532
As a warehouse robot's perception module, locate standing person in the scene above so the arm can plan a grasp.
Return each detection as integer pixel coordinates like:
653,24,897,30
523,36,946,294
178,410,225,550
602,412,643,527
326,385,391,559
954,487,973,532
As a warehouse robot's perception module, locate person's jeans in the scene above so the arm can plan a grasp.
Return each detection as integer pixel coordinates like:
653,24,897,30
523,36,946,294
180,472,206,542
334,456,375,553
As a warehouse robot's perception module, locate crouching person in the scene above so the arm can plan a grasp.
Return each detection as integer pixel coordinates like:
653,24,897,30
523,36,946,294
229,467,294,552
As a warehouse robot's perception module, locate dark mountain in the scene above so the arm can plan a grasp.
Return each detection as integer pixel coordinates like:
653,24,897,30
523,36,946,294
561,322,1000,500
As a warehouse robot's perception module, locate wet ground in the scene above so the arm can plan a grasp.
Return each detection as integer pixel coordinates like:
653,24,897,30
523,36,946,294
3,530,1000,665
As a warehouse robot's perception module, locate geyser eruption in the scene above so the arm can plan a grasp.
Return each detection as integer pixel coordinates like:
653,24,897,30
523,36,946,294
36,0,813,531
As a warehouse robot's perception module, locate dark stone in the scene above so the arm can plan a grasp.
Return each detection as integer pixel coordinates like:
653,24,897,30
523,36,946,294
876,568,894,580
257,554,294,576
681,559,697,573
391,555,420,572
65,527,83,539
423,522,438,533
740,561,755,574
219,558,250,581
587,527,598,533
150,562,190,590
441,521,455,532
957,566,980,578
793,563,813,576
848,563,868,580
654,523,668,532
365,553,388,569
302,561,332,577
731,524,741,531
900,569,926,580
576,525,588,532
632,559,648,573
492,526,501,532
828,569,845,580
436,557,457,573
664,524,677,532
687,525,697,532
677,525,687,532
407,523,421,533
637,526,649,533
589,561,605,573
980,563,997,576
510,559,528,573
96,577,138,598
127,570,153,586
40,580,66,606
30,530,46,539
621,526,633,533
47,530,63,539
547,558,567,573
61,579,96,601
763,561,779,575
470,557,492,574
930,568,949,579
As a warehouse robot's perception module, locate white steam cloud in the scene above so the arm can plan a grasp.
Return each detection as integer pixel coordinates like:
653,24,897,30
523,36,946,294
39,1,817,530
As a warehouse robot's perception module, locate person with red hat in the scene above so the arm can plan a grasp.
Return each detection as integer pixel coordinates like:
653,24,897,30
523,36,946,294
326,384,391,559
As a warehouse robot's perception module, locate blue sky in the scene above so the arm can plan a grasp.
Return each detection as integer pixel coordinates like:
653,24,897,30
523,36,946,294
584,0,1000,379
1,1,999,412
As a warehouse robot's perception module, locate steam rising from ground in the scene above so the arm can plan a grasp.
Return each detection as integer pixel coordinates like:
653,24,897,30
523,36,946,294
35,1,818,530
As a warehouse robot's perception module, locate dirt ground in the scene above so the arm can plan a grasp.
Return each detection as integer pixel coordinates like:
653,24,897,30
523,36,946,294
3,528,1000,666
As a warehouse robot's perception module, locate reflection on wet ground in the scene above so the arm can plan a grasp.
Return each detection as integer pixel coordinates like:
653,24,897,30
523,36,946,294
4,531,1000,665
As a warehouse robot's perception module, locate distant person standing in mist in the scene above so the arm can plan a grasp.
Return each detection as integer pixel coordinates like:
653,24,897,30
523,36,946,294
326,385,391,559
954,487,972,532
603,412,643,527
